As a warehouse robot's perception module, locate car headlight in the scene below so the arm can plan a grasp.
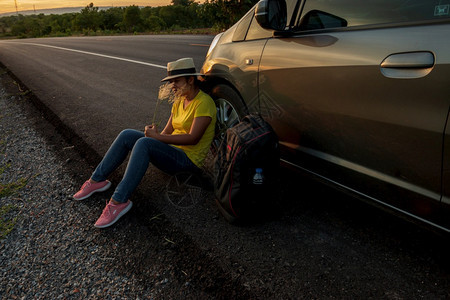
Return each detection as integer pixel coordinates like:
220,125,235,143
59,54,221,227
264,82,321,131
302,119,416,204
207,33,223,57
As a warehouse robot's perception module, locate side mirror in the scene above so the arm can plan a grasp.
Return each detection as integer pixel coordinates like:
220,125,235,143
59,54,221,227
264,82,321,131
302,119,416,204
255,0,287,31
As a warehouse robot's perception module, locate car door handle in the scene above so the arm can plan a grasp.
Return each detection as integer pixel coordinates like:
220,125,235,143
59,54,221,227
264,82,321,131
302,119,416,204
380,51,435,79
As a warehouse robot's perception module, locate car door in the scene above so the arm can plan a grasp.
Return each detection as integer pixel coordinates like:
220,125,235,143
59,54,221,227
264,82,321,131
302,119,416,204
258,0,450,226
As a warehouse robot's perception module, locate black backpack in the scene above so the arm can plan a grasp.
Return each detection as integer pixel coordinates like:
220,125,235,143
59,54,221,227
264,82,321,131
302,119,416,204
214,114,279,223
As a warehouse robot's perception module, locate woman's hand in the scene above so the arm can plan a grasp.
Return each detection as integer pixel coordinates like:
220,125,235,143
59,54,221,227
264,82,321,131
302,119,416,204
144,124,159,138
144,116,211,145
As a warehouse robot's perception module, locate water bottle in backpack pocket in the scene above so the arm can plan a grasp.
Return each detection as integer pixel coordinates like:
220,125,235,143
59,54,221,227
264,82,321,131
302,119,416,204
253,168,264,185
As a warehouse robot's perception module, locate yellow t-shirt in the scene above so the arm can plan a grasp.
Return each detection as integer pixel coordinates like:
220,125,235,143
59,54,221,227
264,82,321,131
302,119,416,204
171,90,217,167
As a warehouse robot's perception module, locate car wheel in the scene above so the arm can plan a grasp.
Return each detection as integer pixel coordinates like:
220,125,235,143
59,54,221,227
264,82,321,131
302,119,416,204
210,84,247,155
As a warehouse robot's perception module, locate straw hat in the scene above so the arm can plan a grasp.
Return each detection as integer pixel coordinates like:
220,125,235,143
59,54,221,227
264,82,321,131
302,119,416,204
161,58,203,82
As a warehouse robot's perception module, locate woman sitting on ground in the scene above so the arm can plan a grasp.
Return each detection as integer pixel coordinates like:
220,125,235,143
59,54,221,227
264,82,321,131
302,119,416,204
72,57,217,228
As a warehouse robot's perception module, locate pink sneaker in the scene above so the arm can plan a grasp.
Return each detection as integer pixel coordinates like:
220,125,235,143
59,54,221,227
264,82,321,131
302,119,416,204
94,200,132,228
73,180,112,200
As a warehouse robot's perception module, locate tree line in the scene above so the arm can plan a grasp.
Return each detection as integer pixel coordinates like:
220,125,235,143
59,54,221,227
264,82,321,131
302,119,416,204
0,0,258,38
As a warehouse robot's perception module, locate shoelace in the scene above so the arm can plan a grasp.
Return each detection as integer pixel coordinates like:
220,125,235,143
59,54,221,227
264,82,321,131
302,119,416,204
81,181,92,190
100,200,113,218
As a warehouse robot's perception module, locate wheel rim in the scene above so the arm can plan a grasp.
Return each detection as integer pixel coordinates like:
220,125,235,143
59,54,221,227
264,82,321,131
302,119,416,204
213,97,241,152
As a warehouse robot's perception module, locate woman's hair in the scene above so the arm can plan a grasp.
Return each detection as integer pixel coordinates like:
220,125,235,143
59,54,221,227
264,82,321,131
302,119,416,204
186,75,201,87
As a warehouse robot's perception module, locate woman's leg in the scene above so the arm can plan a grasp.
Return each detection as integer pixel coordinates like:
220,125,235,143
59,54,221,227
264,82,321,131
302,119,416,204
73,129,145,200
111,137,198,203
91,129,145,182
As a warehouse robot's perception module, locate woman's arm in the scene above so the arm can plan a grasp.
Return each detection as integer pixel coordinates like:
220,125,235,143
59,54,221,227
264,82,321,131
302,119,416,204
145,116,212,145
160,115,174,135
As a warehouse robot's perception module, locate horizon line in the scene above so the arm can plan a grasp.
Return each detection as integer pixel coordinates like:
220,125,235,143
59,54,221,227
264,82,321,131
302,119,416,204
0,4,170,16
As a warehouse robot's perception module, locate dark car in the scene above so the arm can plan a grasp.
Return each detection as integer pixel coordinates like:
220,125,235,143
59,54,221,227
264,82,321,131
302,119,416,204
201,0,450,232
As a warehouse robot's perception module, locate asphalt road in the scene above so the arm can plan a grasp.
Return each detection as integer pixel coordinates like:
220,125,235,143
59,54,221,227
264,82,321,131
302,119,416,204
1,35,449,299
0,35,213,155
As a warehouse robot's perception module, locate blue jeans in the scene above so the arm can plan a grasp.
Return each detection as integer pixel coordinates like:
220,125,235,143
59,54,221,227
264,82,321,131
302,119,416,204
91,129,199,203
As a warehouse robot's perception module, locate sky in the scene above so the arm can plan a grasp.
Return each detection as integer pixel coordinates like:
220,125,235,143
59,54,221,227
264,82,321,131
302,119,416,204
0,0,172,14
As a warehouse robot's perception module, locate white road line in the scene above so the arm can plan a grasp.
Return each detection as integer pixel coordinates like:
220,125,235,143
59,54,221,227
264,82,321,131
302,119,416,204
12,42,167,69
190,44,210,47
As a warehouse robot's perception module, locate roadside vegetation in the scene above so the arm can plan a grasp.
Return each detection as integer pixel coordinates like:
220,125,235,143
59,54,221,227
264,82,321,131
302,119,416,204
0,0,258,39
0,131,27,239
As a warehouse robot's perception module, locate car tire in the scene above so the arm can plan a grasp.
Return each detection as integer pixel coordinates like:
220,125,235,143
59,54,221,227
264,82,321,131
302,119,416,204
209,84,247,155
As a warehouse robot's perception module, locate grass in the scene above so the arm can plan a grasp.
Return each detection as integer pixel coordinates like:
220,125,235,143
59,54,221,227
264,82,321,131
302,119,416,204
0,172,27,198
0,204,19,239
0,136,28,239
0,69,29,239
0,27,220,40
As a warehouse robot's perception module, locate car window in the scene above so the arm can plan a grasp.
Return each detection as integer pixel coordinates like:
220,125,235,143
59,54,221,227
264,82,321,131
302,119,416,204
285,0,301,27
246,14,274,40
296,0,450,30
233,8,254,42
